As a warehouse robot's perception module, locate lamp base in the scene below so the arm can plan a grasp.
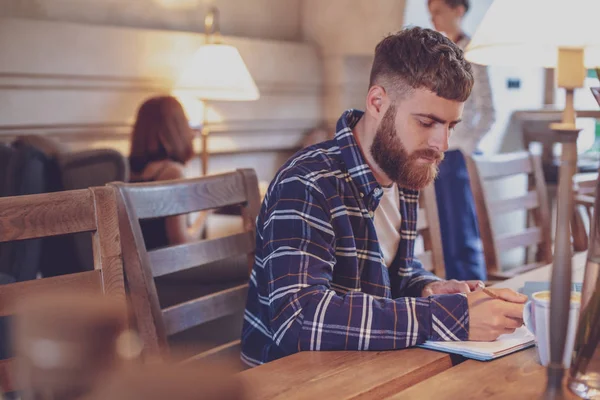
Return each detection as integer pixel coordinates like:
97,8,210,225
541,364,567,400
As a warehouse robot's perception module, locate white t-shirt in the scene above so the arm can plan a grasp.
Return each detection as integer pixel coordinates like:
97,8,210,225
373,184,402,267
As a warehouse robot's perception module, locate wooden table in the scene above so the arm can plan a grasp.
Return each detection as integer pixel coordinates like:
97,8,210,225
239,252,588,399
389,347,579,400
239,349,453,400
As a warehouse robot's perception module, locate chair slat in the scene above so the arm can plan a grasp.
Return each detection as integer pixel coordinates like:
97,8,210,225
0,189,96,242
489,190,539,214
148,231,254,278
575,194,595,207
474,152,533,180
0,358,15,394
488,262,545,280
182,340,242,365
0,270,102,317
496,227,542,252
124,173,248,219
162,284,248,336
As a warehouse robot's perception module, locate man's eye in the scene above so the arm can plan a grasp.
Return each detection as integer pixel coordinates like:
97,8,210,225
419,121,434,128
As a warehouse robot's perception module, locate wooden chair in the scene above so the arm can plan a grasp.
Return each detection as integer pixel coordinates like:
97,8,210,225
523,121,599,251
416,183,445,278
110,169,260,365
0,187,125,394
465,151,553,280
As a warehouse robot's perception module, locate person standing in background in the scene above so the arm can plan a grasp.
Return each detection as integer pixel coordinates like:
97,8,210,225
427,0,496,281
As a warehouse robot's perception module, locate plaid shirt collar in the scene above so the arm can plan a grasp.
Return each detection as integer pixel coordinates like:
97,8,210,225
335,109,383,203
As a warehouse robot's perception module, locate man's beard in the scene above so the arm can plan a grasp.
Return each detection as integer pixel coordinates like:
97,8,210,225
370,107,444,190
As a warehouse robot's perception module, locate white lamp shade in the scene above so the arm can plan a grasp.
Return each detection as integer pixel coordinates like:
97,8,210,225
177,44,260,101
465,0,600,68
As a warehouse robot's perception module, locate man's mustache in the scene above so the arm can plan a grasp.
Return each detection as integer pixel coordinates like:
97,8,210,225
410,149,444,162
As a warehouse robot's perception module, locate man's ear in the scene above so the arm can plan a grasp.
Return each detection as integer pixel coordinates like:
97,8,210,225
455,5,466,18
366,85,387,118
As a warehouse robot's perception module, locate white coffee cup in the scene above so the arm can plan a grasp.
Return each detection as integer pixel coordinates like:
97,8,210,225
523,290,581,368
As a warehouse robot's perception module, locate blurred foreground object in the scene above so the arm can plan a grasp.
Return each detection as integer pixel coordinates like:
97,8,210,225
10,291,245,399
12,292,136,400
81,363,244,400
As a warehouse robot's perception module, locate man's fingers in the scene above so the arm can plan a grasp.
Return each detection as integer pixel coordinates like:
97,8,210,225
502,327,518,336
466,280,485,291
488,288,528,303
504,316,524,329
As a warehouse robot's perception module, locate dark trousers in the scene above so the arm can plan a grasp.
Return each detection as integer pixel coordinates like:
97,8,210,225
434,149,486,281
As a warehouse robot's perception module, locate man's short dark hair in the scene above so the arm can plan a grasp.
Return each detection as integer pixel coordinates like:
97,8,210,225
369,27,473,102
428,0,470,13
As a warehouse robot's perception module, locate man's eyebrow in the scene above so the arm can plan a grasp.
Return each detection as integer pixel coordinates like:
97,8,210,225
412,113,462,124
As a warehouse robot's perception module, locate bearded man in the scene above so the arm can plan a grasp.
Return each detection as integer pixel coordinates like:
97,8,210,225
241,27,526,367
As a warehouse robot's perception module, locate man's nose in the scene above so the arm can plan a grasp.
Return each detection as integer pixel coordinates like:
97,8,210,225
428,127,449,153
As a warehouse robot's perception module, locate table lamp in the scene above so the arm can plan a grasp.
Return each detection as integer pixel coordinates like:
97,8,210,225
464,1,600,398
176,7,260,175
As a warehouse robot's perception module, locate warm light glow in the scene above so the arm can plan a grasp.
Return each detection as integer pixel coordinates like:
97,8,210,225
152,0,201,10
465,0,600,68
173,93,205,127
172,91,226,126
175,44,260,101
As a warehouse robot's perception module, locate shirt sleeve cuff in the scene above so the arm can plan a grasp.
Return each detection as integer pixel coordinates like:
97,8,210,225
404,272,442,298
427,293,469,341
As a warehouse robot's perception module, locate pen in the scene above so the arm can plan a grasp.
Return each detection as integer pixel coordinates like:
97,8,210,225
482,287,503,300
475,281,504,300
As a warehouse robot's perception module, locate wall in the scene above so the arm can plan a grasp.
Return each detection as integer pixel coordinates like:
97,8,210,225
0,18,322,182
302,0,406,57
0,0,303,41
301,0,406,126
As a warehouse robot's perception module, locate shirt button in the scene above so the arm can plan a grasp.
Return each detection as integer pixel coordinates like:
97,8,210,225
374,188,382,196
360,193,364,198
369,211,374,218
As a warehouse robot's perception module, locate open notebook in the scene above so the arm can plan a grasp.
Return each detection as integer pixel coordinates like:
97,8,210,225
418,326,535,361
417,281,583,361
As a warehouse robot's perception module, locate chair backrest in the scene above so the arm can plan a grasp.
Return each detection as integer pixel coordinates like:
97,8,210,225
465,151,552,280
111,169,260,363
0,187,125,394
14,134,68,158
58,149,130,190
416,183,445,278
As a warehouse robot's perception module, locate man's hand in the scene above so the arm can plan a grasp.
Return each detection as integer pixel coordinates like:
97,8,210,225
421,279,484,296
467,288,527,341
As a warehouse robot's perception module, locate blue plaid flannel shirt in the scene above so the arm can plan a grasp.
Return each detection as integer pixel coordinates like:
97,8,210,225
241,109,469,366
